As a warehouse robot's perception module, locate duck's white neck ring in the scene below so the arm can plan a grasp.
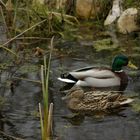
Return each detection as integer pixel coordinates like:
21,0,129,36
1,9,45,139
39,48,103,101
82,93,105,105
114,70,123,73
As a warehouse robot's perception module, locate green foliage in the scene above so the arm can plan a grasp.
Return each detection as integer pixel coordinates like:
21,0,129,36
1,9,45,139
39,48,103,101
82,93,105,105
125,0,133,6
124,0,140,8
40,37,54,140
8,0,78,38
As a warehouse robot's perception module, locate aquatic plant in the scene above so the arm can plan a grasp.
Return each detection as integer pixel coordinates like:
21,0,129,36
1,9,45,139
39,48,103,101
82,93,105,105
0,0,78,57
124,0,140,8
39,37,54,140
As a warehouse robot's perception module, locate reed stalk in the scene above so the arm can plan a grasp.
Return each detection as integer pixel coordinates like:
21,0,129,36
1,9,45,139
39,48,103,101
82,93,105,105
39,103,44,140
40,36,54,140
0,0,6,7
0,18,47,57
47,103,53,136
2,19,47,46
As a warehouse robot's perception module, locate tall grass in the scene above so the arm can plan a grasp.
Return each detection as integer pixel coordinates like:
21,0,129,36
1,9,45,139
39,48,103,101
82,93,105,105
0,0,78,57
39,37,54,140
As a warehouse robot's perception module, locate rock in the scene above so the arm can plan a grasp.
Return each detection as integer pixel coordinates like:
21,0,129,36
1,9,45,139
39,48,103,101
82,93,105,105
76,0,102,19
117,8,140,34
104,0,123,25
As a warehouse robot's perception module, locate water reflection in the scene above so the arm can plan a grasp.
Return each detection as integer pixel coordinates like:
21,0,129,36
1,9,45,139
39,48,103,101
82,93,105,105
0,71,41,139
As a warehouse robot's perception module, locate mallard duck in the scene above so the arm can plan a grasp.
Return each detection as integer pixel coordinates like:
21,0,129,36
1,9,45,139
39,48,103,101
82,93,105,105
62,88,134,112
58,54,137,91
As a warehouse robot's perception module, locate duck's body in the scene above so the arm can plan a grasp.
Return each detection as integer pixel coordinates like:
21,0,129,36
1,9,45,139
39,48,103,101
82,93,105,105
66,67,128,91
58,55,137,91
63,88,134,112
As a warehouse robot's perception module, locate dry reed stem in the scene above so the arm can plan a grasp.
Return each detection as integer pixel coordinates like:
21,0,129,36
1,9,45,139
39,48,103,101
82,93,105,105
0,19,47,57
39,103,44,140
47,103,54,136
48,11,79,24
2,19,47,46
0,0,6,8
16,37,51,40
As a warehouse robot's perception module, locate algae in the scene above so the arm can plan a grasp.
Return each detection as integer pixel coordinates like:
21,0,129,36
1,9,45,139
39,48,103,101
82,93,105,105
132,99,140,113
93,38,118,52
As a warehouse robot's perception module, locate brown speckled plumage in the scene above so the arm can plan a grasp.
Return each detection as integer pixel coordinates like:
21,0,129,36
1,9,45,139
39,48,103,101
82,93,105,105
64,88,133,112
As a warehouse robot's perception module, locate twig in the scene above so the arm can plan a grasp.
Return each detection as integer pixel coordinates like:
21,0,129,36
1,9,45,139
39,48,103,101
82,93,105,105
0,130,24,140
0,0,6,8
0,44,18,57
2,19,47,46
12,0,18,29
13,76,41,84
48,11,79,24
16,37,51,40
0,19,47,57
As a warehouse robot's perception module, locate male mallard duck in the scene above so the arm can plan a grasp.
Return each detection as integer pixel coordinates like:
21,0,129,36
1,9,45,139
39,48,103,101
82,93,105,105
58,54,137,91
62,88,134,112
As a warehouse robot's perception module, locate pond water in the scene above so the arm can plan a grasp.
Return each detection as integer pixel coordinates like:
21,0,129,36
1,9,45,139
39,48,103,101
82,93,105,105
0,25,140,140
52,38,140,140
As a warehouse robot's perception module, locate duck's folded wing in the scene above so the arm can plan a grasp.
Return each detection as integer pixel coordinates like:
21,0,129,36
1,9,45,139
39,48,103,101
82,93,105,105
73,66,95,72
70,69,116,79
76,76,120,87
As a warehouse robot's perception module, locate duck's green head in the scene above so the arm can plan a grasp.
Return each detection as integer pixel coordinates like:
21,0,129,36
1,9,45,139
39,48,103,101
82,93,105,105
112,54,137,72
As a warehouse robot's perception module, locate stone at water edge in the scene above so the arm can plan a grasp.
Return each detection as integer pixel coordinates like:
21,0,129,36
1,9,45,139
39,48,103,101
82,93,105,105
76,0,102,19
117,8,140,34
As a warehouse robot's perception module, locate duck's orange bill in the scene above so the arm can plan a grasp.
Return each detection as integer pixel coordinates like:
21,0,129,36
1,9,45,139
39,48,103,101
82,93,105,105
128,61,138,70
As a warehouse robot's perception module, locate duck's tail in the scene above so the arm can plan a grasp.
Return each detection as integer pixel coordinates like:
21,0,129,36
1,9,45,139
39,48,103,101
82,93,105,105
120,98,134,105
58,73,78,91
58,73,78,83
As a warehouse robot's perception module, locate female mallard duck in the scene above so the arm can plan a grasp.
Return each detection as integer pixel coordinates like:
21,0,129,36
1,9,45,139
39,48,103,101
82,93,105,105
58,54,137,91
63,88,134,112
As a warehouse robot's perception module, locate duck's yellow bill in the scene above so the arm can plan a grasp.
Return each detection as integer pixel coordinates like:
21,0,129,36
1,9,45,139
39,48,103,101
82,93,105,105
128,61,138,69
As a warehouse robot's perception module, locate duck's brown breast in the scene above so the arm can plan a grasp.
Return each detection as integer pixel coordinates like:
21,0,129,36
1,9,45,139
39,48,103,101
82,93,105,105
115,71,128,91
